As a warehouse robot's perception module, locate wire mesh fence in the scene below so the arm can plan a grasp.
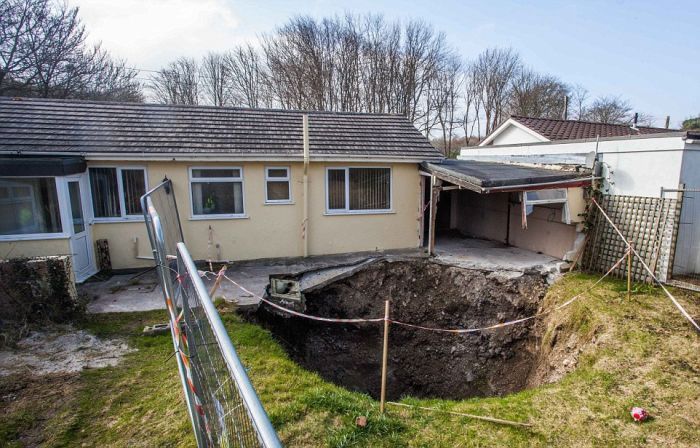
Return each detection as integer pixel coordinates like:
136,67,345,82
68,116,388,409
141,179,281,448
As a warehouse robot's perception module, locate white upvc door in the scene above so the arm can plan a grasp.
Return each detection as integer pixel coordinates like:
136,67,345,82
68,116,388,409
64,173,97,282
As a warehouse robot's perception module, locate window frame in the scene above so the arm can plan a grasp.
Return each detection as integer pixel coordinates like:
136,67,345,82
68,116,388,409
324,166,393,215
523,188,571,224
88,165,148,223
0,176,69,241
264,166,293,204
188,166,247,220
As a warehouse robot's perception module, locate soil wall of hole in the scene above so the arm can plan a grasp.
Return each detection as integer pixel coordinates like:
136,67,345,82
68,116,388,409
255,259,550,401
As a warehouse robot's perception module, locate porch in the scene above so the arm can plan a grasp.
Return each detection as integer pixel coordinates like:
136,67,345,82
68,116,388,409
421,159,593,267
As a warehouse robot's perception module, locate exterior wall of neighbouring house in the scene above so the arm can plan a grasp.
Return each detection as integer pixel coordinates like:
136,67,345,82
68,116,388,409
0,238,71,260
451,187,586,259
486,125,545,146
87,160,422,269
461,135,688,198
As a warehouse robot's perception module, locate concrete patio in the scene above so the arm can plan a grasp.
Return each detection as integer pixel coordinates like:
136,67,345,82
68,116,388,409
83,251,421,313
434,235,567,278
82,238,566,313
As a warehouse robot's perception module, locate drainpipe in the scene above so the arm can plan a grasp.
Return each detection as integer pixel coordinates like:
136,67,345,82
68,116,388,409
302,114,310,257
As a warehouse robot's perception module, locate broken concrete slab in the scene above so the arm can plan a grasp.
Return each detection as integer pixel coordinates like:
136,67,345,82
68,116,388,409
434,237,567,281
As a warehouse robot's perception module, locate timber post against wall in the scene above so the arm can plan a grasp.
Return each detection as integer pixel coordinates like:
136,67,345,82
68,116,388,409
428,176,443,255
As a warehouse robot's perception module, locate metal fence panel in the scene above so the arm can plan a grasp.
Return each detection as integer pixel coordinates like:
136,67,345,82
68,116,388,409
141,180,281,447
176,243,280,447
141,180,204,446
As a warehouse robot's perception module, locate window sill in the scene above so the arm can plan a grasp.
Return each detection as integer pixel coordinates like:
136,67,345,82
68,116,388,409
92,217,145,224
189,214,249,221
323,210,395,216
264,201,295,206
0,233,70,242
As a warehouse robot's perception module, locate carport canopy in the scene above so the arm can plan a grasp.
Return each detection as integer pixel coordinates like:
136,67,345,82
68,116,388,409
420,159,592,193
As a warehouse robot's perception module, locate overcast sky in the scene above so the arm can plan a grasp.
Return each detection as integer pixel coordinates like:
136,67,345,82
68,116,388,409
69,0,698,127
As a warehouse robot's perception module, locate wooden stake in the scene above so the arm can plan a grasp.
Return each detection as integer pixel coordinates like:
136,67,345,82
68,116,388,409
386,401,532,428
627,246,632,300
209,265,227,298
427,177,441,256
380,300,390,413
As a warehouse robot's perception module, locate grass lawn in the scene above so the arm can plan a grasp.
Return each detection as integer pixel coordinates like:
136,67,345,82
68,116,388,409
1,273,698,447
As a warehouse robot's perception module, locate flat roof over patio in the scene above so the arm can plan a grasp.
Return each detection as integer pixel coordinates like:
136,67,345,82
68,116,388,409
420,159,592,193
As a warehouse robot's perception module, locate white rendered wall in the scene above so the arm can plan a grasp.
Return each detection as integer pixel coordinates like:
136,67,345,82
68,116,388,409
489,126,544,145
460,136,688,198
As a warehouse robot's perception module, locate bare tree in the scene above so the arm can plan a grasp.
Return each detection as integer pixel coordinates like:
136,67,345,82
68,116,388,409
464,48,522,137
568,84,588,120
508,69,568,119
81,56,142,101
432,55,463,157
634,112,656,127
200,52,229,106
260,13,452,130
585,95,632,124
0,0,39,91
150,57,199,105
225,44,270,108
0,0,142,100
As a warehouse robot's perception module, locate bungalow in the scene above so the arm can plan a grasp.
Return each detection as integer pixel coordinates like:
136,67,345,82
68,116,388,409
0,97,442,281
459,115,700,286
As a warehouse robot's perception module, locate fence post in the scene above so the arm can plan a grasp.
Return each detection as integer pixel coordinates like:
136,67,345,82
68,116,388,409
380,300,390,413
627,245,632,299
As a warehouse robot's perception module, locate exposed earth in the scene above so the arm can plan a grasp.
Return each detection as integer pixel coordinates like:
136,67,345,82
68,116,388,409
256,259,560,400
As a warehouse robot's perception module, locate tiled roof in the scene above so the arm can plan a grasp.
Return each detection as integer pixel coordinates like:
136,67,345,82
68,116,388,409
510,115,675,141
0,97,442,161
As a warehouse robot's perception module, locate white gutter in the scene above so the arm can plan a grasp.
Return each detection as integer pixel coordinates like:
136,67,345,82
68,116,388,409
0,150,440,164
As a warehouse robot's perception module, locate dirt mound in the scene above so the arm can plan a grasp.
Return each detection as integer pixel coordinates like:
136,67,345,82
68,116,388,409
257,259,550,400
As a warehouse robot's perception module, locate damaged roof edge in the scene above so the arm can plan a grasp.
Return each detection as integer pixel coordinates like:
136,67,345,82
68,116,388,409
420,160,593,193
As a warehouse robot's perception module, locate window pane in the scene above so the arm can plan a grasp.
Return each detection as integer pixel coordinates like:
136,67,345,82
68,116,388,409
68,181,85,233
328,169,346,210
192,182,244,215
267,168,288,178
267,181,290,201
526,189,566,201
89,168,120,217
349,168,390,210
122,169,146,215
192,168,240,178
0,178,62,235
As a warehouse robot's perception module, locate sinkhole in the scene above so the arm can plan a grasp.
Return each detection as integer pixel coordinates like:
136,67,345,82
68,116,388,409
255,259,552,400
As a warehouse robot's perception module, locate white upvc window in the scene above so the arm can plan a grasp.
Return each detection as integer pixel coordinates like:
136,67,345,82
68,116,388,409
0,176,67,240
89,166,148,221
189,167,245,219
523,188,571,224
265,166,292,204
325,167,392,214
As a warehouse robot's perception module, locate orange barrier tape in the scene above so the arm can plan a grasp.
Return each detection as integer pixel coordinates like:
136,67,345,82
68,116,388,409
213,251,628,334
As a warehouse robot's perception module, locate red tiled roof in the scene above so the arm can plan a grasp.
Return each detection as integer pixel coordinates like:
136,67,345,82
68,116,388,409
510,115,675,141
